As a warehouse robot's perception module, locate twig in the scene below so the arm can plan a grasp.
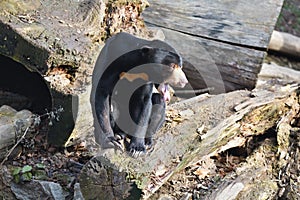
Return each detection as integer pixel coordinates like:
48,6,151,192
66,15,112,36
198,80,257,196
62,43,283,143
175,87,214,94
0,107,63,168
0,126,30,167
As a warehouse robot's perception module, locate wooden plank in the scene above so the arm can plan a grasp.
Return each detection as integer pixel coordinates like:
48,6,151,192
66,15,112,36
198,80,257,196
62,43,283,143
142,0,283,92
143,0,284,48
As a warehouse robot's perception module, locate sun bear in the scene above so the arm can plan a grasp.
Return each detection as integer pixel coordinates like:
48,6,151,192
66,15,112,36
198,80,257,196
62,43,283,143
92,33,188,157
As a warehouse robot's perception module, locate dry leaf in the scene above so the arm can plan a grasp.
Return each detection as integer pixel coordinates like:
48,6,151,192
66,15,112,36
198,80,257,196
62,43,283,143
193,168,211,179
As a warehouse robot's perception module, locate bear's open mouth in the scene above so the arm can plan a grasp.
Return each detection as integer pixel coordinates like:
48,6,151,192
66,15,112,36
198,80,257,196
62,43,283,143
158,83,170,102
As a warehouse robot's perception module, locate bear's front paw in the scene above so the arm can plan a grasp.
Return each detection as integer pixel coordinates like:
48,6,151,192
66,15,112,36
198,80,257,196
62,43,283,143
128,138,146,158
103,136,124,152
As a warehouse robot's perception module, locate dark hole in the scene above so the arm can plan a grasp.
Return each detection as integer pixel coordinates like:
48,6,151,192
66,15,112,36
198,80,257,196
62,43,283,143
0,54,52,113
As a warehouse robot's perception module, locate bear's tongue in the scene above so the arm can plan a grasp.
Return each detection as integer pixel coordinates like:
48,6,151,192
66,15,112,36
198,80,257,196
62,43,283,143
158,83,170,102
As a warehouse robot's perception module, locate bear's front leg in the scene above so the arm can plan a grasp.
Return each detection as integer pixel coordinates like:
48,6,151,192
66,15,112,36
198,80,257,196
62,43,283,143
145,93,166,147
128,83,153,157
95,89,123,151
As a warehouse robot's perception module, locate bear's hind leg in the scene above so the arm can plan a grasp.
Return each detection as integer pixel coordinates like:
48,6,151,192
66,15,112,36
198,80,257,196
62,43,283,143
145,93,166,147
128,83,153,157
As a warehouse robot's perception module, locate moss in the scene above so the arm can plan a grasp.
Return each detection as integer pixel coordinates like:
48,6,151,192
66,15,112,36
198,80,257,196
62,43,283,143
0,0,41,15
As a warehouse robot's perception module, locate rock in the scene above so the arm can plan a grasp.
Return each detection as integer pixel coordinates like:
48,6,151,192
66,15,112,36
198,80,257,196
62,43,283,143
11,180,67,200
73,183,84,200
0,105,33,160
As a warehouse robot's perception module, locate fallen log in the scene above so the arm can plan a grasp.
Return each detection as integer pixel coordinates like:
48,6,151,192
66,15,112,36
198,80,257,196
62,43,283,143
79,90,251,199
79,82,299,199
148,64,300,199
268,30,300,58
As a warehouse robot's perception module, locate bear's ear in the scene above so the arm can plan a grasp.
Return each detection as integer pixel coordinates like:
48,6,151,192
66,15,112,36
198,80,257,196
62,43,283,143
141,46,152,54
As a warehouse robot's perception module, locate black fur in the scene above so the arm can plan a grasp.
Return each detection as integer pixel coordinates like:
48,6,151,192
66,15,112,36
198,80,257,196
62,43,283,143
95,47,182,156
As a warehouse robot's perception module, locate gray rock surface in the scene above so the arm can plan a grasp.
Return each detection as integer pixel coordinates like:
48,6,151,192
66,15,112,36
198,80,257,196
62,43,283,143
11,180,67,200
0,105,33,160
